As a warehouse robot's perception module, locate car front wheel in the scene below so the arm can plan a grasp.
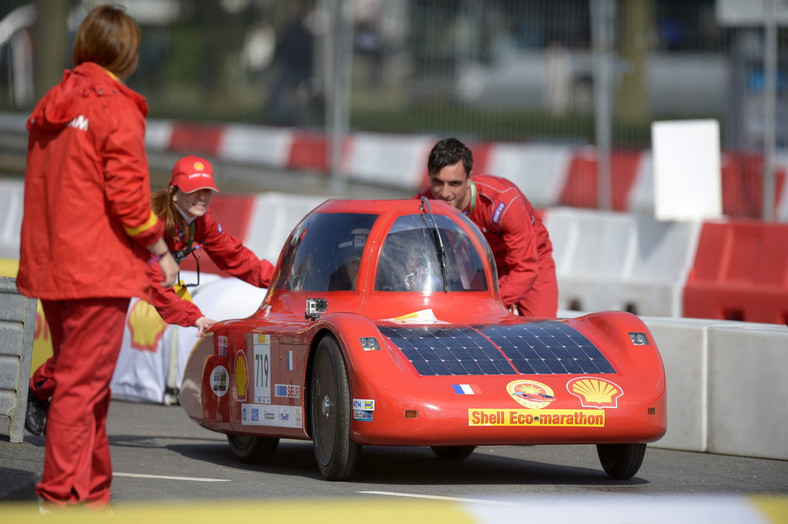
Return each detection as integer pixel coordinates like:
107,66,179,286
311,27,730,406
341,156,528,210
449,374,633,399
310,335,359,480
596,443,646,479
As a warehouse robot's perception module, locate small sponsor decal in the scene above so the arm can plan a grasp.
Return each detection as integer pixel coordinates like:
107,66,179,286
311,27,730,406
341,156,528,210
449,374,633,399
241,404,302,428
353,399,375,411
468,409,605,427
354,410,374,421
452,384,481,395
383,309,446,324
506,380,556,409
235,351,248,402
210,365,229,397
275,384,300,398
566,377,623,408
217,335,229,357
492,203,505,224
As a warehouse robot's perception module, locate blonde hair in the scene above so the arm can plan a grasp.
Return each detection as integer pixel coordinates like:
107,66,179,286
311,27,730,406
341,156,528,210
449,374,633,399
151,187,194,249
72,4,141,81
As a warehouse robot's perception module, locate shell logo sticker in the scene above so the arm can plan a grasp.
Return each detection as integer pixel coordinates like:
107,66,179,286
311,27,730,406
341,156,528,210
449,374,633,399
506,380,556,409
566,377,623,408
127,299,166,352
235,351,248,402
193,161,205,171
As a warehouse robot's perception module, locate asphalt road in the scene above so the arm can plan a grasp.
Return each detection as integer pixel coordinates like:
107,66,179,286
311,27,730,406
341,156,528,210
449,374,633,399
3,399,787,506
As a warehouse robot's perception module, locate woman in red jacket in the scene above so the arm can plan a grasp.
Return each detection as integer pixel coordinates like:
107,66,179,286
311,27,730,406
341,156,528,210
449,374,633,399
18,5,178,510
149,155,274,336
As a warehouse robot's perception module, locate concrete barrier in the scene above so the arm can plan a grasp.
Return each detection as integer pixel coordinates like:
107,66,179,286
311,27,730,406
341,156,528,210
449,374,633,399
244,192,327,262
545,208,701,317
643,315,788,460
0,179,23,260
706,322,788,460
0,276,37,442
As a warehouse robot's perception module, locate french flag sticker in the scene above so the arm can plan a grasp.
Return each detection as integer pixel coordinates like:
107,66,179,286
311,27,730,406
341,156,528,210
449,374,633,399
452,384,481,395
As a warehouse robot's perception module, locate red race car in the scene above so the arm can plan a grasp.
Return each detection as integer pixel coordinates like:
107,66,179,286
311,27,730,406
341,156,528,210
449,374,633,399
180,198,666,480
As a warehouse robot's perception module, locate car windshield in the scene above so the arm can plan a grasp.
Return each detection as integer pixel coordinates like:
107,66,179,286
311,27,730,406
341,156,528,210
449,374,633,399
272,212,378,292
375,214,488,292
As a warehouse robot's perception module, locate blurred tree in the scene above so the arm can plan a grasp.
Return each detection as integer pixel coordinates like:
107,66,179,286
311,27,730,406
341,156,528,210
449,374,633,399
618,0,651,123
33,0,69,100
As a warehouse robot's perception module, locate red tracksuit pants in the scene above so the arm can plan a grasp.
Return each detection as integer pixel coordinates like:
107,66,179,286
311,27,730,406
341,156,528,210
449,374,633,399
513,258,559,318
31,297,129,508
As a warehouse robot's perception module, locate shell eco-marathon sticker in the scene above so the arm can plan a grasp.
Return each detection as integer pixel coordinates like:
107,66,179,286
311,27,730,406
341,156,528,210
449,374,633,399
468,408,605,427
241,404,302,429
566,377,624,408
210,365,229,397
235,351,248,402
506,379,556,409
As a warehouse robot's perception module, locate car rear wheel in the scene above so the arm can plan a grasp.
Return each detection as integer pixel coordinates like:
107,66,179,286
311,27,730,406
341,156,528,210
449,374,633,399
310,335,359,480
596,443,647,479
430,445,476,461
227,434,279,464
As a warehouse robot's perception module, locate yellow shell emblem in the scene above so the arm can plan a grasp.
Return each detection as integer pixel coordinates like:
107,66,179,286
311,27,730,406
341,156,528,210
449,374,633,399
566,377,623,408
235,351,248,401
127,299,166,352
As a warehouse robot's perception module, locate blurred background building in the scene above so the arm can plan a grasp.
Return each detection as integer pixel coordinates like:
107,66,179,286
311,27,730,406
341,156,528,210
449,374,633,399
1,0,786,218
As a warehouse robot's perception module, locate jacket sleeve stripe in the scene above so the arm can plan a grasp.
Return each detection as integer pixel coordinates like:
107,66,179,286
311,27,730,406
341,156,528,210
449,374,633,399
124,211,159,237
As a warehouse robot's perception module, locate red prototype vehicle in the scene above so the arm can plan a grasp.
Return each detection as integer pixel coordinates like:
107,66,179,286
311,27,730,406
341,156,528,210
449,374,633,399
180,198,667,481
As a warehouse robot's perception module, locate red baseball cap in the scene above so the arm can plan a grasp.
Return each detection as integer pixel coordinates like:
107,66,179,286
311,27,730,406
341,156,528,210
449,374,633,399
170,155,219,194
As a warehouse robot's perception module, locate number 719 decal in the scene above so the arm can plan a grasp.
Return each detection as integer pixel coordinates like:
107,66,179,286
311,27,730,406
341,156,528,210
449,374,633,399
253,334,271,404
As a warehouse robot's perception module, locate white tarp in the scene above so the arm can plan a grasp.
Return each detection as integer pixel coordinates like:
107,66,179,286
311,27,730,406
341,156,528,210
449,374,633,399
110,271,267,404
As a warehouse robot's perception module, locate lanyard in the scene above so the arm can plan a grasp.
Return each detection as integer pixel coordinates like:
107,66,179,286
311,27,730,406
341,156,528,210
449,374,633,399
174,222,196,263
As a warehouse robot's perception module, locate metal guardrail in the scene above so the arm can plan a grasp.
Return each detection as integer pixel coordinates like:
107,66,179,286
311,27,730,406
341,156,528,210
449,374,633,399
0,276,36,442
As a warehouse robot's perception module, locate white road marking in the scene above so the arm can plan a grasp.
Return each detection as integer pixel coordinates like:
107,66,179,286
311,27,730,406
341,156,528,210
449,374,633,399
357,490,526,506
115,472,230,482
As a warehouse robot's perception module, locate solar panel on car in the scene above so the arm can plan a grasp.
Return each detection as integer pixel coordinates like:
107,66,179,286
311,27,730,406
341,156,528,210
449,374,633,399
479,322,616,375
379,326,517,376
379,322,615,376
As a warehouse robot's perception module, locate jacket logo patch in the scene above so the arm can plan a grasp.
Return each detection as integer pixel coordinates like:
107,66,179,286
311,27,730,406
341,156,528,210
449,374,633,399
68,115,89,131
492,203,505,224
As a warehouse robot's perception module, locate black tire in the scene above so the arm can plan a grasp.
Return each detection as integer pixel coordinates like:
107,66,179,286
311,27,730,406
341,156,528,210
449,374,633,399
430,445,476,461
227,434,279,464
596,443,647,480
310,335,360,480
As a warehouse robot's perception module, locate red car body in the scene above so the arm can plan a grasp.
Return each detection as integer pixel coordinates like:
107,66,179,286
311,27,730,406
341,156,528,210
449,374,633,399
180,198,666,480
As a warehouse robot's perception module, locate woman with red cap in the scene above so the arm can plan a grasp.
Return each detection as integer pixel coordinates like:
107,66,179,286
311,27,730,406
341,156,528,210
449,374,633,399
148,155,275,336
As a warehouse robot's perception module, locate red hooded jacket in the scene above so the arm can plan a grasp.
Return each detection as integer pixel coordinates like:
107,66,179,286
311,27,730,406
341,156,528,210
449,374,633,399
418,174,557,316
17,62,162,301
149,212,274,327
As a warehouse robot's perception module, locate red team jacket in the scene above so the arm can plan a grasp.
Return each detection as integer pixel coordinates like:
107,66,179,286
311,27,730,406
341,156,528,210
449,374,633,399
18,62,163,301
419,174,558,316
150,212,274,327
